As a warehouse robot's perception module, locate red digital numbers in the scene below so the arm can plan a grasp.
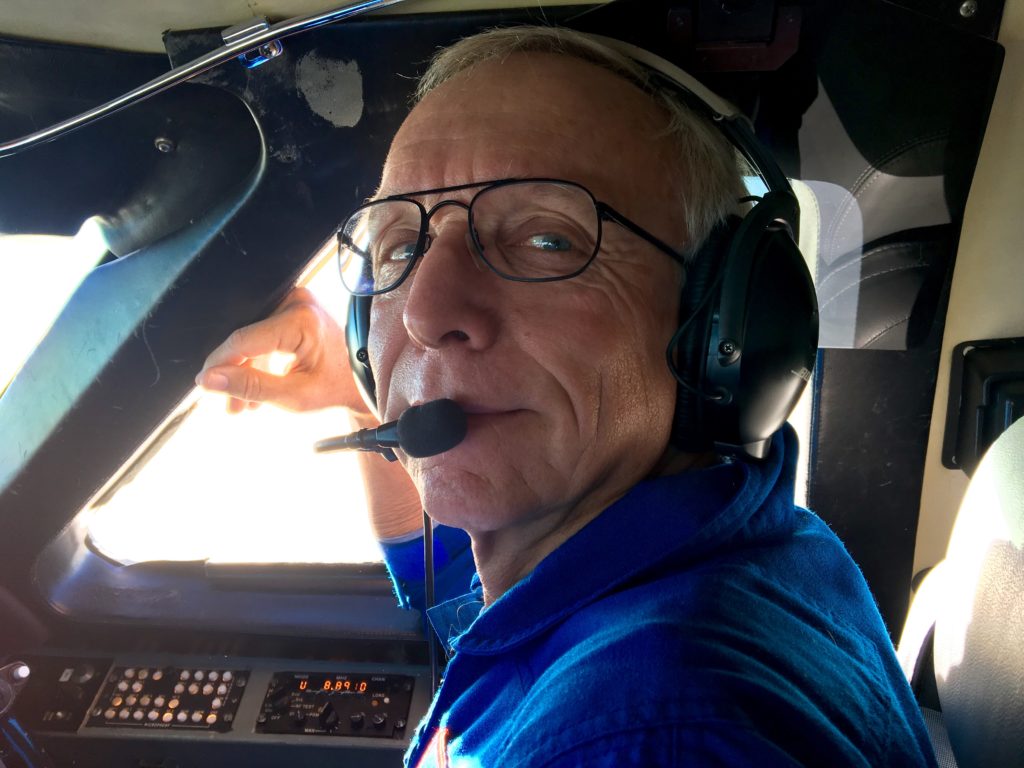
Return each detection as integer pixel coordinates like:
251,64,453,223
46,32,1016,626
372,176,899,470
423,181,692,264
296,677,368,693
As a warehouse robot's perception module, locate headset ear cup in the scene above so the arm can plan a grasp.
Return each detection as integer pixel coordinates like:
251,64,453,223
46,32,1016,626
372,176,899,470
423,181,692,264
669,218,735,452
702,192,817,458
715,227,818,456
346,293,379,415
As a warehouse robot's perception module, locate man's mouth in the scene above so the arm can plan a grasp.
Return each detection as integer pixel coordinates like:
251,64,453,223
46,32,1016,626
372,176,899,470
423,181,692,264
408,397,514,417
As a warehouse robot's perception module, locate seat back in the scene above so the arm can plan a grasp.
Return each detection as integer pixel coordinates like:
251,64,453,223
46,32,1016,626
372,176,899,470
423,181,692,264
930,416,1024,768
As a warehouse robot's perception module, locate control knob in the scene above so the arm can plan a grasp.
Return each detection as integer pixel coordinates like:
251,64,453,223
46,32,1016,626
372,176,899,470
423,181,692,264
318,702,339,731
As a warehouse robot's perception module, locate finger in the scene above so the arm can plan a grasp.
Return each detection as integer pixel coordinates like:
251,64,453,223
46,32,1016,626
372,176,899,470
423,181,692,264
200,321,285,373
197,290,325,376
197,364,293,407
206,358,253,415
209,301,328,375
251,349,297,376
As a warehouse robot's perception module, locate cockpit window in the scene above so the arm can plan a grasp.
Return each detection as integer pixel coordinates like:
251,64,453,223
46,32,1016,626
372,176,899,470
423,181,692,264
85,261,382,566
0,220,109,394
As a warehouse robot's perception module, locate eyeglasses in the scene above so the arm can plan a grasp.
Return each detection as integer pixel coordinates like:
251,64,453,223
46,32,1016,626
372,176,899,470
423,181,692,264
335,178,685,296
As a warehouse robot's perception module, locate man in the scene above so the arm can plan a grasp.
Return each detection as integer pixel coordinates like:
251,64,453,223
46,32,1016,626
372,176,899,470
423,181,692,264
197,26,935,767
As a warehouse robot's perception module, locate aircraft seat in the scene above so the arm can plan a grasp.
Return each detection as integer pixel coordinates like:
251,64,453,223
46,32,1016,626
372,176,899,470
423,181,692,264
897,416,1024,768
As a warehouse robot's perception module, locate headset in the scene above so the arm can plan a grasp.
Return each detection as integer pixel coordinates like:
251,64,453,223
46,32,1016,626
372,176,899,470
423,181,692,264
345,34,818,461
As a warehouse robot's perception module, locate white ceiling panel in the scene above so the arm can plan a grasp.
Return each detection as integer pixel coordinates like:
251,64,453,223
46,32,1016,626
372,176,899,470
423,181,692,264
1,0,604,54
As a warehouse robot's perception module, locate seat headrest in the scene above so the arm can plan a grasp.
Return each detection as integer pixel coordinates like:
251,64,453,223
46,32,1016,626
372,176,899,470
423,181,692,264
934,416,1024,768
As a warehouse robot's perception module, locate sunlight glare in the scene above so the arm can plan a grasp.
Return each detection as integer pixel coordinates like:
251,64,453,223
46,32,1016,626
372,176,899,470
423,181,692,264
265,350,297,377
0,218,109,390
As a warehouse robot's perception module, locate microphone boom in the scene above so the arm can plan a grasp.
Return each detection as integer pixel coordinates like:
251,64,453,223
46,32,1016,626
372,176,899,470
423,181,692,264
315,399,467,459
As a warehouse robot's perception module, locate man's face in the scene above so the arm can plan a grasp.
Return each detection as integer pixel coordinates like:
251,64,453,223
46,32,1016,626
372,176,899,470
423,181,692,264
369,52,686,536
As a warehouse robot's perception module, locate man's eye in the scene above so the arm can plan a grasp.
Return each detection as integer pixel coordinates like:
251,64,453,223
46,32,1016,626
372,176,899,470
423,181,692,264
386,242,418,261
373,234,419,264
524,233,574,252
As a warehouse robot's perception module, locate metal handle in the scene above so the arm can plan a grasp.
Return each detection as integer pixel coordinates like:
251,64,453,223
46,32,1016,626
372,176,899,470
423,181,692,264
0,0,411,159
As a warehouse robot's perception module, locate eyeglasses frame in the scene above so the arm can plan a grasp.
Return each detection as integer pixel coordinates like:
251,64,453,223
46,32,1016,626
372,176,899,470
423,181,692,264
336,177,687,297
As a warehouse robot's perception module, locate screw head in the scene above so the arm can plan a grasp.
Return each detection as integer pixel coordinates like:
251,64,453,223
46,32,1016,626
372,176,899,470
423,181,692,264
959,0,979,18
154,137,175,154
258,40,283,59
719,340,737,356
356,349,369,363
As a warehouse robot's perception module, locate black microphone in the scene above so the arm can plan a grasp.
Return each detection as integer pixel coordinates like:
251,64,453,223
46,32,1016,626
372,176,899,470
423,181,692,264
315,399,468,458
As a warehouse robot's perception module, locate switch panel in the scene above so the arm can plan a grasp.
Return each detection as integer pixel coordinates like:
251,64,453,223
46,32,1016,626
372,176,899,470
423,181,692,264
85,666,247,732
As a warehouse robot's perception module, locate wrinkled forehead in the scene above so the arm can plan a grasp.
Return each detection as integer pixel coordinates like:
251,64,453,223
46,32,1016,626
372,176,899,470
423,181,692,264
377,52,682,215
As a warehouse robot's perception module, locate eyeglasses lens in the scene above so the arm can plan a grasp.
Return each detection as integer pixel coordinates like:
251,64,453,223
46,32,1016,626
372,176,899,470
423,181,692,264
338,199,423,295
472,182,600,280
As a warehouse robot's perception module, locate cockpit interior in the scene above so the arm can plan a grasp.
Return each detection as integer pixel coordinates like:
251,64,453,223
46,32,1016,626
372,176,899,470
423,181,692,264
1,0,1023,765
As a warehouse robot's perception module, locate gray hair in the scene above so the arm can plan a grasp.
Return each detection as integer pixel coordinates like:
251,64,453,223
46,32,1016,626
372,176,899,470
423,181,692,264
414,25,745,258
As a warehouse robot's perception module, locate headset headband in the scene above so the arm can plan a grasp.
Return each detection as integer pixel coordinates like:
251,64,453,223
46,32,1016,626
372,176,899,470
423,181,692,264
588,33,797,212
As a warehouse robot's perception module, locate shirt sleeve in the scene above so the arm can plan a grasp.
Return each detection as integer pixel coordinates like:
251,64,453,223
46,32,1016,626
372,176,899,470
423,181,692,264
378,524,475,612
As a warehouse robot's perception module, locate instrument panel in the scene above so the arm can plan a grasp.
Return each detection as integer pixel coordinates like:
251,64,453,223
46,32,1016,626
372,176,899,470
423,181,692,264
257,671,413,737
10,653,430,768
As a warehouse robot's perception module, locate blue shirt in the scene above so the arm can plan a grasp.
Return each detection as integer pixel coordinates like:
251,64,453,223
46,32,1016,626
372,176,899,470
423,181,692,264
381,428,936,767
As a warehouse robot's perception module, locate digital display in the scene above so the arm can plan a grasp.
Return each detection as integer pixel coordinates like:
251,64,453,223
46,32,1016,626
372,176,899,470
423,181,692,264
297,676,369,694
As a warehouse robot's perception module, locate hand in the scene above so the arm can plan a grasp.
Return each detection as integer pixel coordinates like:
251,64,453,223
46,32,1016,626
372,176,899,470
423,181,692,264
194,287,372,417
195,287,425,540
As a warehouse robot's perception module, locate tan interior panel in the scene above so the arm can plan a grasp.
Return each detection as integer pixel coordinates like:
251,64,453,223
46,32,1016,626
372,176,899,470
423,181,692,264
915,1,1024,577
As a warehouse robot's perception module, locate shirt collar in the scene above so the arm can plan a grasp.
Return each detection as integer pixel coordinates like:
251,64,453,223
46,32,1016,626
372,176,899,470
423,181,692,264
427,426,797,656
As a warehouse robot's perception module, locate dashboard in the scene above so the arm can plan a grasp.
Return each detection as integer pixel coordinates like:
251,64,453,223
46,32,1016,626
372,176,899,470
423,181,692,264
9,652,432,768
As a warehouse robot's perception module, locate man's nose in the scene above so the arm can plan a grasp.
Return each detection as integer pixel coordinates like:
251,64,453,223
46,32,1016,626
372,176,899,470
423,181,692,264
401,219,500,351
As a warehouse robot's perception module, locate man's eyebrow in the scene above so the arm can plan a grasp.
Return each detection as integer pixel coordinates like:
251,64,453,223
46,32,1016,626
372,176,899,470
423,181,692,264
374,178,530,202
